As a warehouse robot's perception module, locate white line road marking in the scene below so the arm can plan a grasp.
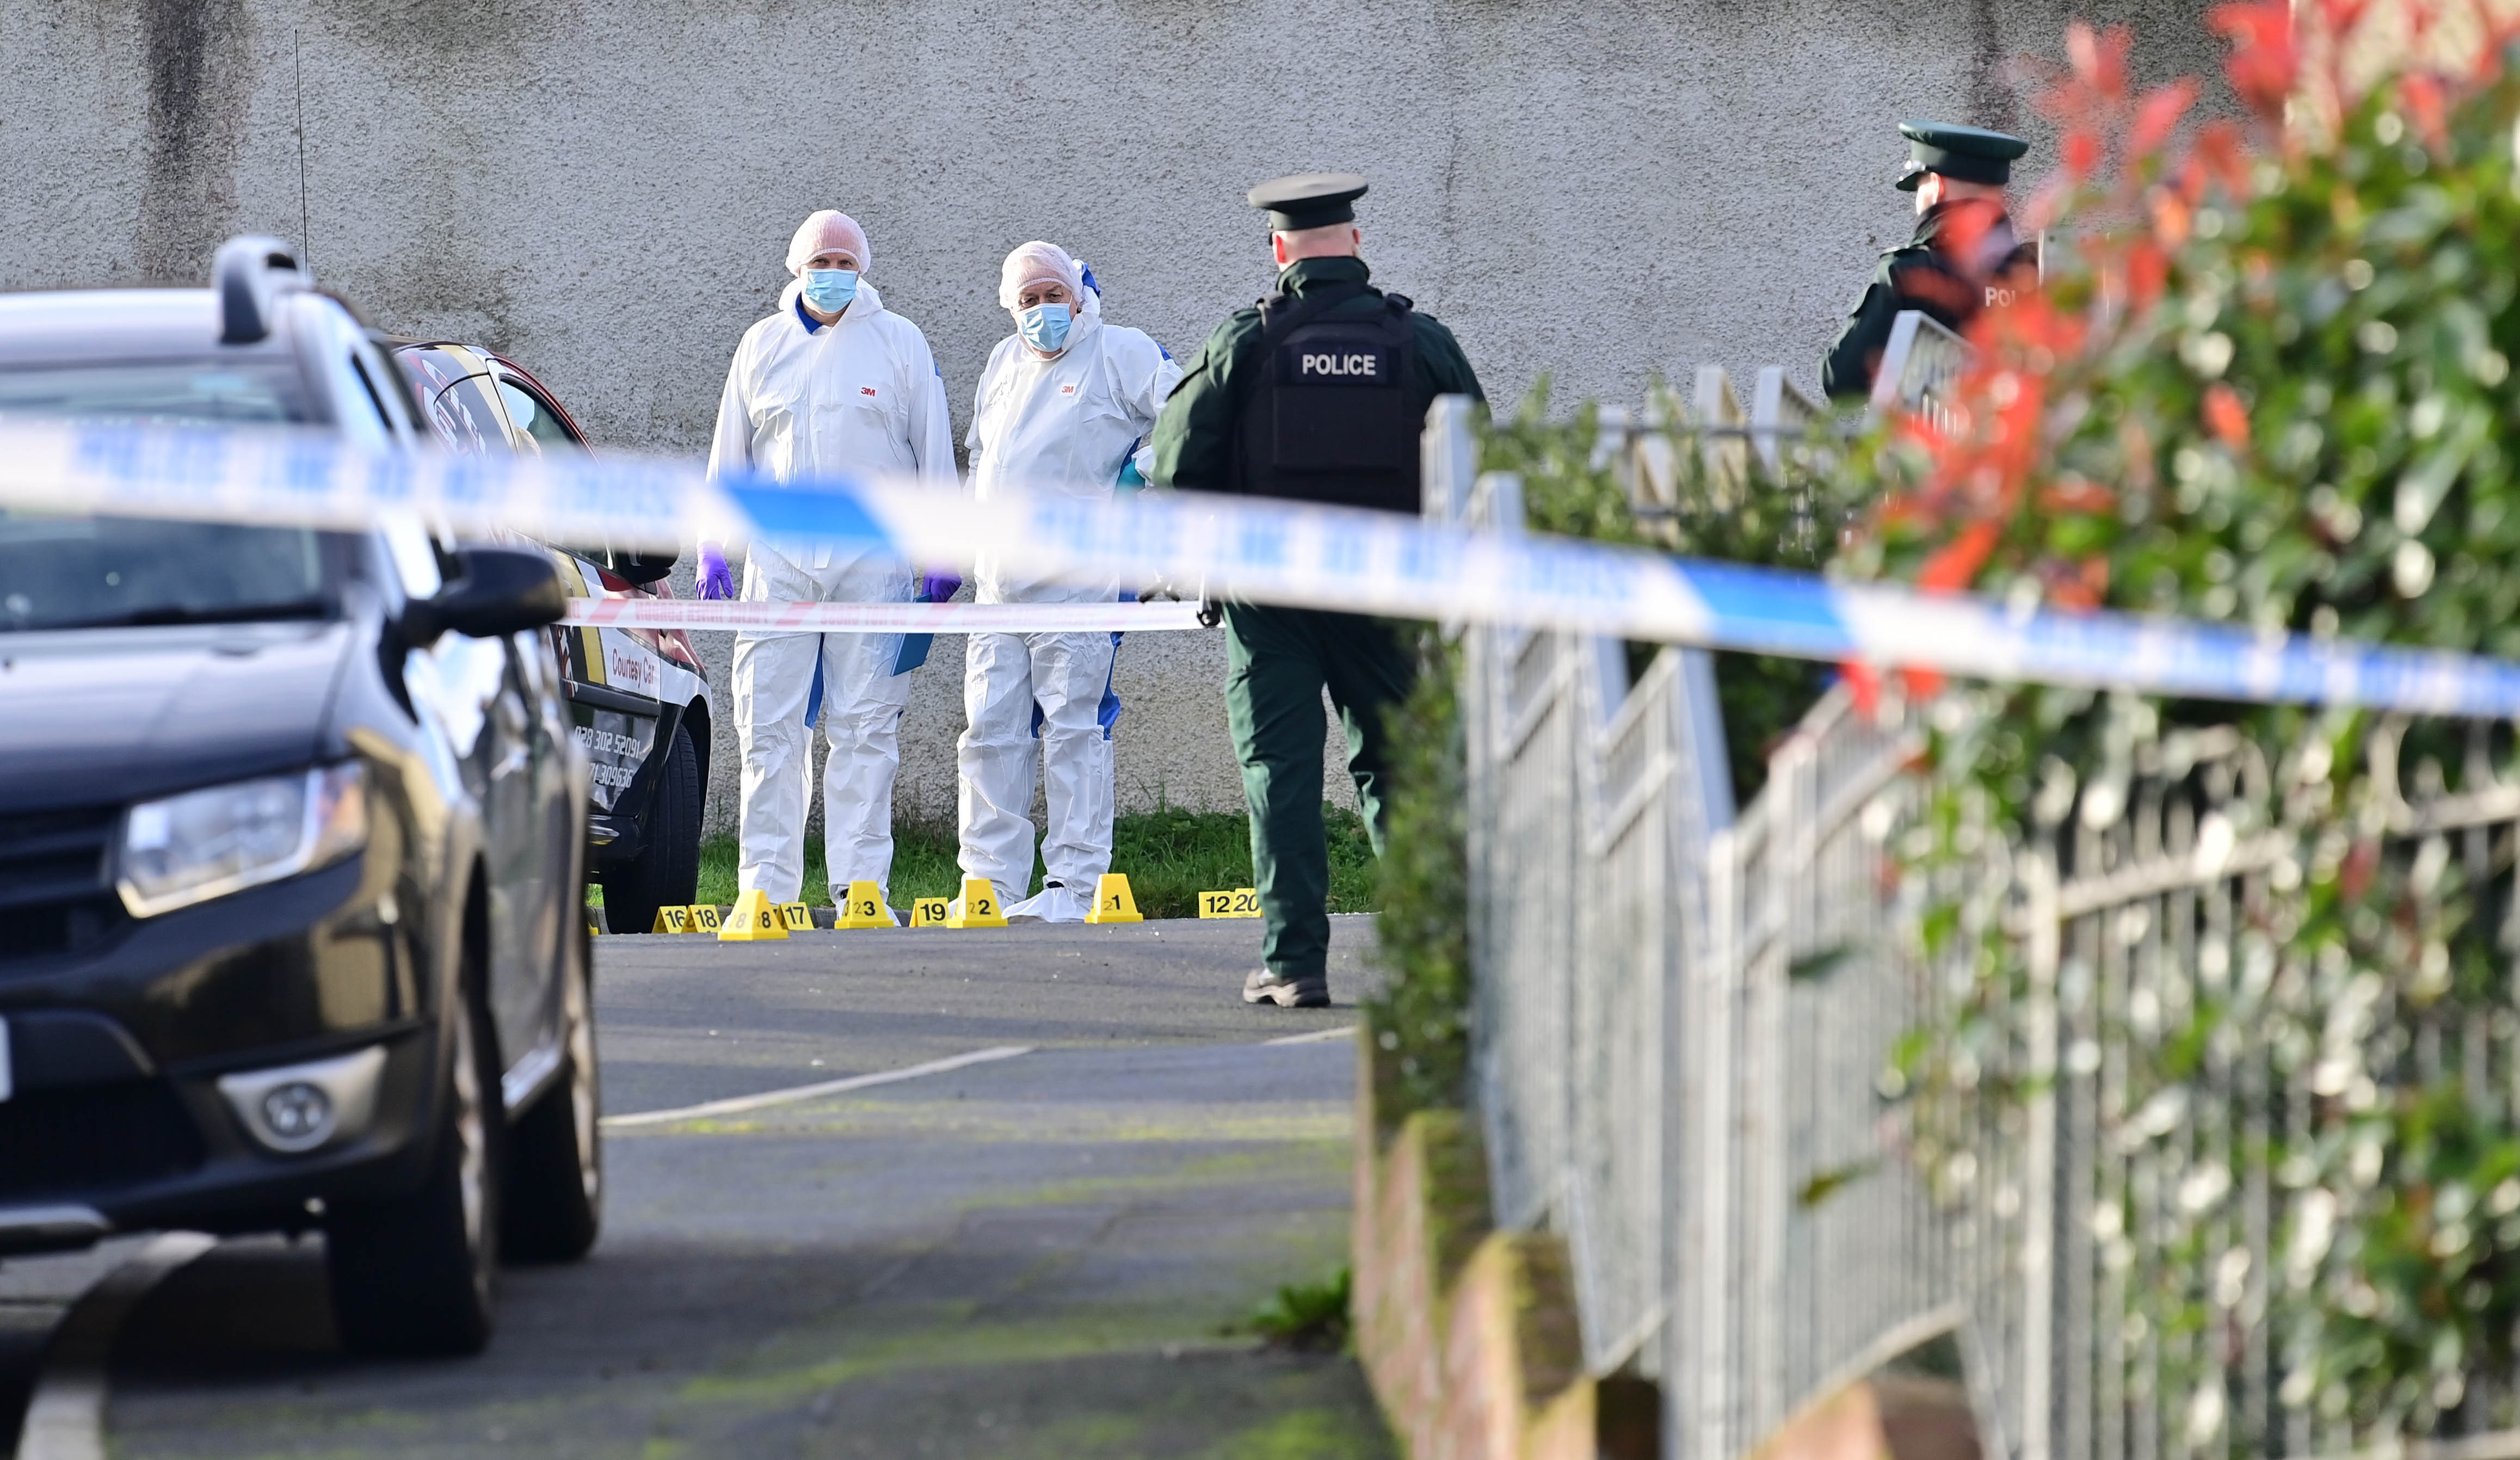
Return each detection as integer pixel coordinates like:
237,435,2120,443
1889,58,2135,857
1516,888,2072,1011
14,1230,217,1460
601,1045,1035,1129
1262,1026,1358,1046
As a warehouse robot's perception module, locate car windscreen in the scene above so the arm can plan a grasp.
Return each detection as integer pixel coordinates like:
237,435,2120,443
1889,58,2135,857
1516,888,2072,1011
0,514,334,633
0,359,310,423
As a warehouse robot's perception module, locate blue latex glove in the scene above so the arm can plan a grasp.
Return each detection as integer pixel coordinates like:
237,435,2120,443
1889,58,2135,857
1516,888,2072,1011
919,571,963,603
697,540,735,600
1117,435,1148,494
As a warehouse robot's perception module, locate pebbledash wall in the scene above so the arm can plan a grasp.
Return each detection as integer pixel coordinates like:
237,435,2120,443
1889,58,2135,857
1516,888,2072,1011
1,0,2217,838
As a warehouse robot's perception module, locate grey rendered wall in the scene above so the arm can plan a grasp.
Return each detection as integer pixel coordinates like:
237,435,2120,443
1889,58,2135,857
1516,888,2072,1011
1,0,2221,838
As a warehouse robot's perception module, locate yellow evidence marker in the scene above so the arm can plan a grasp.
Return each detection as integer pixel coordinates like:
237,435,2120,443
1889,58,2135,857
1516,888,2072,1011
1085,873,1142,923
651,905,694,935
778,903,815,932
716,893,783,940
910,898,950,927
945,878,1007,928
689,904,723,932
836,880,895,929
1197,888,1262,919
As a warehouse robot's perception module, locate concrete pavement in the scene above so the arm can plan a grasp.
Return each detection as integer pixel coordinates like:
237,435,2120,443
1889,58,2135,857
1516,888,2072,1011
1,917,1394,1458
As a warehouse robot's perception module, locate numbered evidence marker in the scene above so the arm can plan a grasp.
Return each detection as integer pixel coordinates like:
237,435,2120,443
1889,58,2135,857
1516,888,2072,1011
1197,888,1262,919
718,889,785,941
1084,872,1142,924
945,877,1007,929
650,905,693,934
690,904,724,932
778,903,815,932
836,879,896,929
910,898,950,928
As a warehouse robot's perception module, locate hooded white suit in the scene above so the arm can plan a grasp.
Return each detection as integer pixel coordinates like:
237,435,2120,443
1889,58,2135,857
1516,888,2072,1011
959,300,1180,919
708,278,954,906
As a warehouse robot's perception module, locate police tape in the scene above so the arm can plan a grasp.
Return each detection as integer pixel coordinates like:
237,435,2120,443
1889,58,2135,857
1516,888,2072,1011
11,419,2520,719
562,598,1208,632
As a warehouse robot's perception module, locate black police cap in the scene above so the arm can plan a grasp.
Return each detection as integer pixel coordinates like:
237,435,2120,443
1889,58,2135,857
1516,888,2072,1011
1247,173,1368,232
1894,121,2029,191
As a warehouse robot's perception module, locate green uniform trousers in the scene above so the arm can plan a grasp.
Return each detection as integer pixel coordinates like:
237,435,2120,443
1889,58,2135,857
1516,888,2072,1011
1223,602,1416,982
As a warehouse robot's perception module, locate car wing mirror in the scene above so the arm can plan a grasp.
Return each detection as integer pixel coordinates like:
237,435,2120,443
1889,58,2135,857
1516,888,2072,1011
609,548,677,587
404,546,566,645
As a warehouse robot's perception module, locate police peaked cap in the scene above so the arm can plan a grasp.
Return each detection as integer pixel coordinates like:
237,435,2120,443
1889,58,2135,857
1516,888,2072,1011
1247,173,1369,231
1894,121,2029,191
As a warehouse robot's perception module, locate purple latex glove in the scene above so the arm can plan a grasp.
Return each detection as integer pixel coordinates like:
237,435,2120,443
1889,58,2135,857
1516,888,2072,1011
919,570,963,604
697,541,735,600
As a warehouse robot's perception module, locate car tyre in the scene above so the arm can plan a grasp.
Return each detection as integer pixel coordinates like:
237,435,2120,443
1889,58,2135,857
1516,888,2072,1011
502,916,601,1262
328,965,504,1357
599,719,699,935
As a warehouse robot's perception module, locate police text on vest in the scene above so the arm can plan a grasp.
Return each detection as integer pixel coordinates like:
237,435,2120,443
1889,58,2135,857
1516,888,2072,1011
1300,353,1382,378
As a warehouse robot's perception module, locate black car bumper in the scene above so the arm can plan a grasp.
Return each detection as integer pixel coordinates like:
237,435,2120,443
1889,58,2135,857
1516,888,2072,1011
0,857,447,1255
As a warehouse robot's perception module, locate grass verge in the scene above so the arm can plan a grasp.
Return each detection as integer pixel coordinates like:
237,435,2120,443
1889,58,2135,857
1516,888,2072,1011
1239,1267,1353,1352
675,806,1379,921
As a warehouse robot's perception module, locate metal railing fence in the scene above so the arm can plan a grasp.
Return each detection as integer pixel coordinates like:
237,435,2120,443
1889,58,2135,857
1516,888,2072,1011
1871,310,1973,433
1428,368,2520,1460
2006,715,2520,1460
1686,685,1968,1459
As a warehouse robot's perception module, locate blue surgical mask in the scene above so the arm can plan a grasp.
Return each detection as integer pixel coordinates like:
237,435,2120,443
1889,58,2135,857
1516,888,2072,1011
802,268,859,315
1018,302,1072,353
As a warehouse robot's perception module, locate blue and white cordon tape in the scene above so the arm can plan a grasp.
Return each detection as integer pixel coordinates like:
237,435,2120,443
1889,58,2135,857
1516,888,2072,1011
10,420,2520,719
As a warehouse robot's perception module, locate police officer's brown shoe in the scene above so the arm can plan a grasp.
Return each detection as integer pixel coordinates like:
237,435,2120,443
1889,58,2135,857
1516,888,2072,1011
1242,969,1330,1008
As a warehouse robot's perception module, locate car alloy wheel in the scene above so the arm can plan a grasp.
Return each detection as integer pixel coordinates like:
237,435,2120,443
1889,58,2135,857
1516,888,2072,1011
327,962,504,1357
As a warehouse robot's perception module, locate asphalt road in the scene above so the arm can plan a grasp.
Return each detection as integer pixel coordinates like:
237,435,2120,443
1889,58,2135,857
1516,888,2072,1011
0,916,1394,1459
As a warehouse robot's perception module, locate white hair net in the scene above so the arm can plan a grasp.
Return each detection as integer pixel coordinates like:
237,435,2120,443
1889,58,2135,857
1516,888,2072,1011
997,241,1100,318
786,211,871,278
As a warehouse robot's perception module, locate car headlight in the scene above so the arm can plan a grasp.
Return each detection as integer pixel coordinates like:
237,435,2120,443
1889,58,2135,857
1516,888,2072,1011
118,763,368,918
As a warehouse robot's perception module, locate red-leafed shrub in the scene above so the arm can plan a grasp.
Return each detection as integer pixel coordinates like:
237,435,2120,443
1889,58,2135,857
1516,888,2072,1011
1854,2,2520,1436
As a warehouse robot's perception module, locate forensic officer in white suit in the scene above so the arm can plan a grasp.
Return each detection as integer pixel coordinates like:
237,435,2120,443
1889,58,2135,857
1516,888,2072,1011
702,210,955,911
958,242,1181,921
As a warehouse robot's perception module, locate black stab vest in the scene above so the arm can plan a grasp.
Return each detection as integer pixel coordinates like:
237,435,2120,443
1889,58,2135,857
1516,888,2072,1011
1231,282,1421,514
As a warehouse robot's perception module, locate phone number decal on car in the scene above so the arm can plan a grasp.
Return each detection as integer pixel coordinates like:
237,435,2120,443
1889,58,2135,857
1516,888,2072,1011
572,712,655,808
574,725,646,759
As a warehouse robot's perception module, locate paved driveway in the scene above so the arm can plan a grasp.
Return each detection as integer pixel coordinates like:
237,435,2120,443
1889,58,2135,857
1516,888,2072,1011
3,917,1394,1459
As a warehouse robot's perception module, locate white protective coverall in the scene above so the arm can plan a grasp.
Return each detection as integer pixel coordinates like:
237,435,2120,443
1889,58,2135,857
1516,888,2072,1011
709,275,954,906
960,249,1182,920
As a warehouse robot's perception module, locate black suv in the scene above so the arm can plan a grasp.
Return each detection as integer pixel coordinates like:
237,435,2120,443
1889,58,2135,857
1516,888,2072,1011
0,237,601,1356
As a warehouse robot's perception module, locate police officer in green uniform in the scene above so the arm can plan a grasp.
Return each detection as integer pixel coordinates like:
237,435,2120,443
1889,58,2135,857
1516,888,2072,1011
1150,173,1483,1008
1821,121,2038,400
